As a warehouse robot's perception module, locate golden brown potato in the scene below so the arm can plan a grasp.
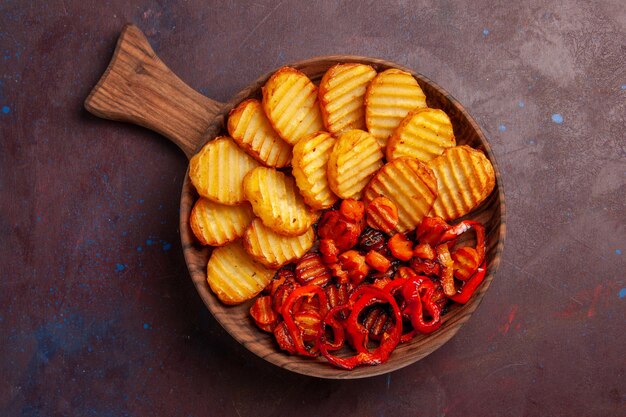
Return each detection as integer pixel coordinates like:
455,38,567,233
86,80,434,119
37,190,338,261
318,63,377,135
206,240,275,305
227,99,292,168
327,129,384,200
428,145,495,220
291,131,338,209
363,157,438,232
243,167,317,236
243,218,315,268
189,198,254,246
189,136,260,205
365,69,427,148
386,108,455,162
262,67,324,145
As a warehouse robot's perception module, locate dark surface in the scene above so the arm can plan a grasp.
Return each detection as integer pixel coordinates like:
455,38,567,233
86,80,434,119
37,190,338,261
1,0,624,416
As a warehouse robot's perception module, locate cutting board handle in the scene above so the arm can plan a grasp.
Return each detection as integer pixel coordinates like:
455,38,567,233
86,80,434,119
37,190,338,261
85,24,222,159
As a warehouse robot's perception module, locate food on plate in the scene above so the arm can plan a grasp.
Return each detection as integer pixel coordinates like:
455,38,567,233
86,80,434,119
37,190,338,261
365,196,398,234
243,218,315,268
262,67,324,145
252,201,487,369
291,131,338,209
227,99,292,168
386,108,455,162
189,136,260,205
428,145,495,220
364,68,427,147
243,166,317,236
318,63,377,134
363,157,438,232
206,240,275,305
327,129,383,200
189,198,254,246
186,63,497,371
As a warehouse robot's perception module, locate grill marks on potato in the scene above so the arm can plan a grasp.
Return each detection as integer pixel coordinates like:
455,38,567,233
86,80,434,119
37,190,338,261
319,63,377,135
190,198,254,246
228,99,292,168
262,67,324,145
428,146,495,221
387,108,455,162
363,157,438,232
365,69,427,148
243,167,316,236
243,218,315,268
189,136,260,205
292,132,338,209
327,129,384,200
206,240,275,305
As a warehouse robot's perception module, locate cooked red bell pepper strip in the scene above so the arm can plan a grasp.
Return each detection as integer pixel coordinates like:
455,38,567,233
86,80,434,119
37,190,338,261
402,277,442,334
439,220,485,265
452,246,480,281
321,305,348,351
320,287,402,370
281,285,328,357
273,321,296,354
449,262,487,304
250,296,279,332
416,217,451,246
436,243,456,297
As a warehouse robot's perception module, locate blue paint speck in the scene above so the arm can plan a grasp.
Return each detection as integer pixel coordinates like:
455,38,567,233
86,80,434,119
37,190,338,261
115,263,125,272
551,113,563,124
482,28,490,36
518,100,525,108
143,323,151,329
162,242,172,251
498,124,506,132
529,139,536,145
621,84,626,90
146,239,154,246
138,199,144,203
2,105,10,114
137,246,142,252
37,216,41,222
619,288,626,299
616,249,622,255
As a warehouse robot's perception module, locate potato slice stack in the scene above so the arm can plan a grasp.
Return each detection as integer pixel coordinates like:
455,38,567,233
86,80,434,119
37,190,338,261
189,63,496,306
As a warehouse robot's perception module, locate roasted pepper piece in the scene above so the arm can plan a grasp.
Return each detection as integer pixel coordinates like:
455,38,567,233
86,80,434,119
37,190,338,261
449,262,487,304
388,233,413,261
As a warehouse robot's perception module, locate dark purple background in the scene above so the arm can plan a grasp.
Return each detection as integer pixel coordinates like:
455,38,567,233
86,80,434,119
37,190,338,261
1,1,624,416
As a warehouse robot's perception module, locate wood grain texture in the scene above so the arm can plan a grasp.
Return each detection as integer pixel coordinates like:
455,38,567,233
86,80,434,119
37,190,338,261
84,24,221,158
86,26,506,380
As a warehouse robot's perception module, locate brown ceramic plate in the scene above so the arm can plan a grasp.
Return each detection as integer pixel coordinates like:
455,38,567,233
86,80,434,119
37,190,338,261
86,24,506,379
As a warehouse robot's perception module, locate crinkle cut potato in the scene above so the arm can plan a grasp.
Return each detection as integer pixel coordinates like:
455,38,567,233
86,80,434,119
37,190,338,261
206,240,275,305
262,67,324,145
386,108,455,163
327,129,384,200
189,136,260,205
291,131,338,209
318,63,377,135
243,166,317,236
428,145,495,221
363,157,438,232
243,218,315,268
190,198,254,246
365,68,427,148
227,99,292,168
